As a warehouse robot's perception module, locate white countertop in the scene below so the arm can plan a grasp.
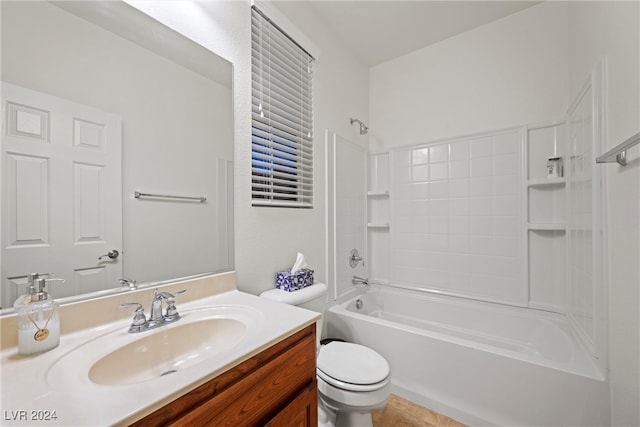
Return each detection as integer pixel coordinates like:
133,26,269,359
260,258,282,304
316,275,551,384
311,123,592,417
0,289,319,426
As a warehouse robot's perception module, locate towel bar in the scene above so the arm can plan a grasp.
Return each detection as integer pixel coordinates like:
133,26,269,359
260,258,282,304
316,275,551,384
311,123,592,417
134,191,207,203
596,131,639,166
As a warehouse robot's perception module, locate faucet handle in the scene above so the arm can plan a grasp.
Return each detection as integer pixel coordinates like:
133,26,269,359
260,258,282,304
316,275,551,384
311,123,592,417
120,302,147,332
158,289,186,300
161,290,186,322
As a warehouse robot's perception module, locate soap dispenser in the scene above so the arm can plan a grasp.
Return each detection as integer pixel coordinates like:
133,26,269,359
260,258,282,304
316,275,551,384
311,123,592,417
14,274,64,356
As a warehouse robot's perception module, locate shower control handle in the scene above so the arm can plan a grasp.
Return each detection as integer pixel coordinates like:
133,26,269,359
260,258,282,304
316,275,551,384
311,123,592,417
349,249,363,268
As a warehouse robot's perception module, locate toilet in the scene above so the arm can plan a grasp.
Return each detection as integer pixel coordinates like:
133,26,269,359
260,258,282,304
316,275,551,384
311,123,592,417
260,283,391,427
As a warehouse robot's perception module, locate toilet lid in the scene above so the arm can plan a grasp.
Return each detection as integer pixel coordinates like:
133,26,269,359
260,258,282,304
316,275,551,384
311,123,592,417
317,341,389,385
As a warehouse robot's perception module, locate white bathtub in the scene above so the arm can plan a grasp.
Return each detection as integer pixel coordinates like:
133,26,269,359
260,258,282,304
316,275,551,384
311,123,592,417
326,285,609,426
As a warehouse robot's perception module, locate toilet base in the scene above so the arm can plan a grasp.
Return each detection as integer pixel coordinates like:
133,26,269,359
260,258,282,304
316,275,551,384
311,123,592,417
336,411,373,427
318,402,335,427
318,395,376,427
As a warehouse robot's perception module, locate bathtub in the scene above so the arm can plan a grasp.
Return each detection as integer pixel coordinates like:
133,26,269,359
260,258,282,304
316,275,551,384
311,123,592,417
326,285,609,426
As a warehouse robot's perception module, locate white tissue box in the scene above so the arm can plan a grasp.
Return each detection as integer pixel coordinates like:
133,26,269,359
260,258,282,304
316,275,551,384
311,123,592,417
275,269,314,292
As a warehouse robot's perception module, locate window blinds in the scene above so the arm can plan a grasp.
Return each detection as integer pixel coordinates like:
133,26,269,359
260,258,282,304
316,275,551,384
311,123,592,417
251,6,314,208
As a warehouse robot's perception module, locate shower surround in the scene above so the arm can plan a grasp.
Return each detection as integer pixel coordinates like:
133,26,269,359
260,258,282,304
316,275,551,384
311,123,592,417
326,69,608,423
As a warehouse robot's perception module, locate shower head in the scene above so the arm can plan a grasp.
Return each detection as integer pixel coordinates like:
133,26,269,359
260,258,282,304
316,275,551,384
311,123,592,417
350,118,368,135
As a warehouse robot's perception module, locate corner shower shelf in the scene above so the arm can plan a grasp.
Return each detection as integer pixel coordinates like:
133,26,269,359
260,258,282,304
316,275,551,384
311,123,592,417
527,223,566,231
527,178,566,187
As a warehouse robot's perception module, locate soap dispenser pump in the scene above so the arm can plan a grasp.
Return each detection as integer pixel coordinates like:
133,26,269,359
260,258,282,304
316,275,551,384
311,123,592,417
14,274,64,356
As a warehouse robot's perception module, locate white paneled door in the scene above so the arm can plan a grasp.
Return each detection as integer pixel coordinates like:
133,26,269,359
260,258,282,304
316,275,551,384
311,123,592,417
1,82,122,307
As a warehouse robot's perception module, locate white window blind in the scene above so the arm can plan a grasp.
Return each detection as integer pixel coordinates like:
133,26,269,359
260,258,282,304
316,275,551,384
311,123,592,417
251,6,314,208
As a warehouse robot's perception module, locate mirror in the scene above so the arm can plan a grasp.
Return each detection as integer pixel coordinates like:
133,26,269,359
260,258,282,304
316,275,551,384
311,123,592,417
0,1,234,311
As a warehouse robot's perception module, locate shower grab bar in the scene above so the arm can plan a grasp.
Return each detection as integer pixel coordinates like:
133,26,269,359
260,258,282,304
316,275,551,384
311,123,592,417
596,131,639,166
134,191,207,203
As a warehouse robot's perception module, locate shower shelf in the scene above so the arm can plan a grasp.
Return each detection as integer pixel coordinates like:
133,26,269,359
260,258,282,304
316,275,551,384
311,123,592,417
528,223,566,231
527,178,565,187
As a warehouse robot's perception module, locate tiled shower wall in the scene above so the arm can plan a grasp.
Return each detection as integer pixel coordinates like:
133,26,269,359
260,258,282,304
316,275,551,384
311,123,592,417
389,129,525,304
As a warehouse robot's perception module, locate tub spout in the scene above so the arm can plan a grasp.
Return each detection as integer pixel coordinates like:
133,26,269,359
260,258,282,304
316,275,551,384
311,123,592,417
352,276,369,286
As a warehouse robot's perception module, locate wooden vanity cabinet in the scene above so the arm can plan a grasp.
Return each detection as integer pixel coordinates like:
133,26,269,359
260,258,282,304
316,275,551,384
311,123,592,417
131,324,317,427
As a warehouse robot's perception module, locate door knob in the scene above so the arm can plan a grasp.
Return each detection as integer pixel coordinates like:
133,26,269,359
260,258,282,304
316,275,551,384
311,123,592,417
98,249,120,260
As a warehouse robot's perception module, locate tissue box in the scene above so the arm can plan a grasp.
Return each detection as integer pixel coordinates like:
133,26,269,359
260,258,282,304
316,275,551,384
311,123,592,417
276,269,314,292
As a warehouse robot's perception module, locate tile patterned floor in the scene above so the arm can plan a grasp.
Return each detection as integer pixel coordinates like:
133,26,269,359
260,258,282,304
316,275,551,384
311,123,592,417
372,394,467,427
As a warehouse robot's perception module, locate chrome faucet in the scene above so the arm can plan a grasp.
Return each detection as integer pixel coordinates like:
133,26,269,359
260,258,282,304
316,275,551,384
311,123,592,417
118,277,137,290
147,288,166,329
120,288,186,333
352,275,369,286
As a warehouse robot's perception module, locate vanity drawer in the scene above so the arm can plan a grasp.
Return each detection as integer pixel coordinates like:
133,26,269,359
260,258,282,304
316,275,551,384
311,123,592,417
132,324,317,427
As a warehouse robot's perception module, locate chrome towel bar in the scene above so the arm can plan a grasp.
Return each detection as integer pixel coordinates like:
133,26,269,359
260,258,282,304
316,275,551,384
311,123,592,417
596,131,639,166
134,191,207,203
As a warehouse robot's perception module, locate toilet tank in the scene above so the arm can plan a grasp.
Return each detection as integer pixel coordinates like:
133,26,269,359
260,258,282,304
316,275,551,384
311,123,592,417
260,283,327,340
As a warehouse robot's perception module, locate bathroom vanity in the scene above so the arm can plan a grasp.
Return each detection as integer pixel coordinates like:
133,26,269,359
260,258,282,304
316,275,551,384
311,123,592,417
133,324,317,426
0,272,319,426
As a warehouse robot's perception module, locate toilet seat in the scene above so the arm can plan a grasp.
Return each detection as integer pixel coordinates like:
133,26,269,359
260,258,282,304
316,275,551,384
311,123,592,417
317,341,390,392
317,368,390,392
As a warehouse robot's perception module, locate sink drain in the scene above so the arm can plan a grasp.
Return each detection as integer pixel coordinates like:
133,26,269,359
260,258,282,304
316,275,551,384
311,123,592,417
160,369,178,377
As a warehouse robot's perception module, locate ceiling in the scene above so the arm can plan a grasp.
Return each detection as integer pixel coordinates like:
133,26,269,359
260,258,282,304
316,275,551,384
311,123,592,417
306,1,540,67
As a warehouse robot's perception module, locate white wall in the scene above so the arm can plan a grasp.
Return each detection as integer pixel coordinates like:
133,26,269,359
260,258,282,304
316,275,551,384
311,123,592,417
567,3,640,425
127,1,370,296
370,1,569,149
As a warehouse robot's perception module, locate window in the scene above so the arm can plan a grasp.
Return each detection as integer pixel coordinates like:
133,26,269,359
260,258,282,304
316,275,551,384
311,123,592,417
251,6,314,208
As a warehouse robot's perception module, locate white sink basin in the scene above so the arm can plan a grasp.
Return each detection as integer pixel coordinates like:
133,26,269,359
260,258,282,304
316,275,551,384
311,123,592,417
46,305,263,387
89,318,246,385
